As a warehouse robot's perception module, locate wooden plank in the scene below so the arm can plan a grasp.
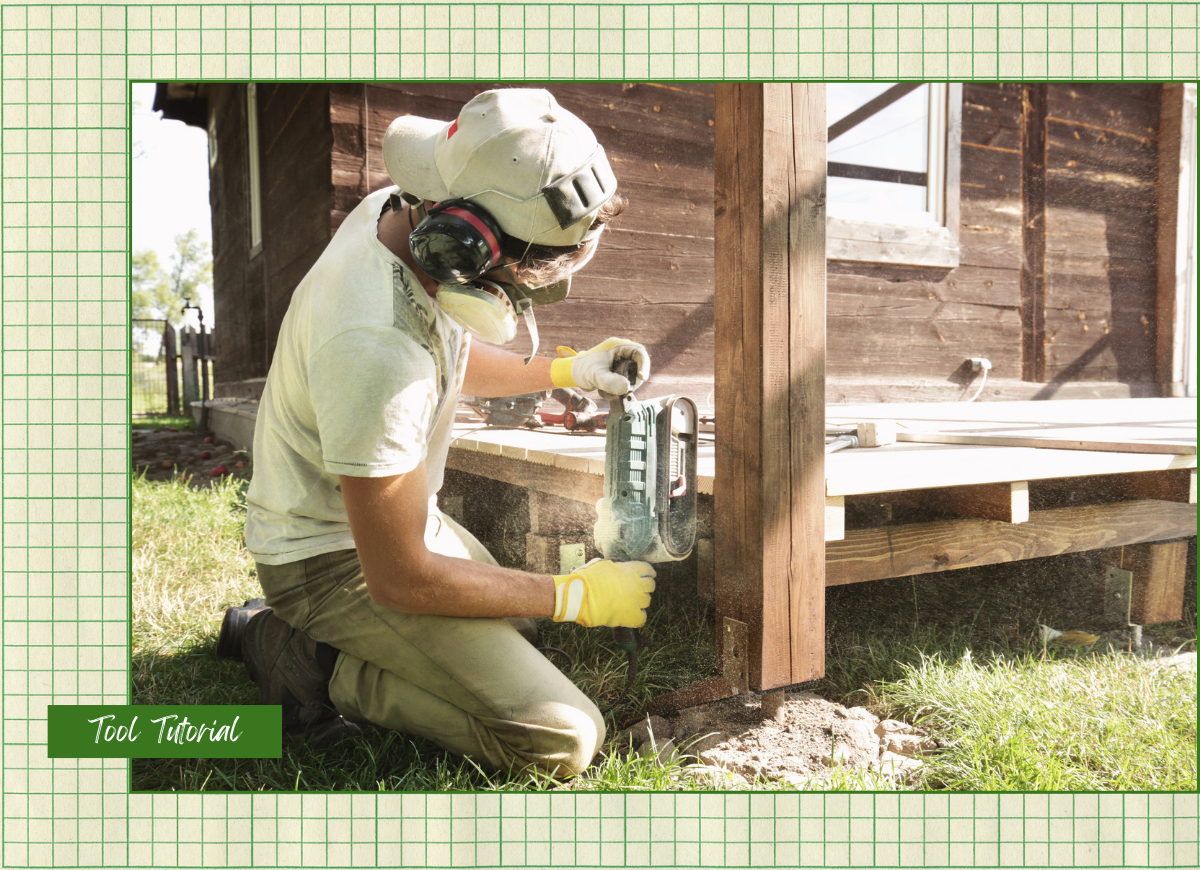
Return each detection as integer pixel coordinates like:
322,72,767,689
883,481,1030,523
894,428,1195,456
825,444,1197,500
787,83,827,686
826,499,1197,586
1021,83,1048,382
1156,83,1192,396
1124,540,1190,625
1035,468,1196,504
759,83,795,692
825,496,845,542
714,82,762,690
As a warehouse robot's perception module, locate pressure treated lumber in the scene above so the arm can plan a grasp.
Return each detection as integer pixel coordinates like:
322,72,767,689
714,83,826,692
825,499,1197,586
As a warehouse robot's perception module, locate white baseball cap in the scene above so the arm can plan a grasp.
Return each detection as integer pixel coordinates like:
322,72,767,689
382,88,618,247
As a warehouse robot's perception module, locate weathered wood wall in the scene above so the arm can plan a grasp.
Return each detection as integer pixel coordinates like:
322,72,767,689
325,82,717,400
201,82,1166,402
206,83,333,397
825,82,1163,401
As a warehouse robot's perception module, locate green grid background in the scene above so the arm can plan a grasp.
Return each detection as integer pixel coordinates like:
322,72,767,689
0,2,1197,867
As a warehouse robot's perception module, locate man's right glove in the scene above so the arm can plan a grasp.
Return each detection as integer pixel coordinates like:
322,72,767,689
549,338,650,395
551,558,657,628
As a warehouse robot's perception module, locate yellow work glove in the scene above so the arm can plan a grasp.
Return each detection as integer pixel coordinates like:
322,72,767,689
549,338,650,395
551,559,657,628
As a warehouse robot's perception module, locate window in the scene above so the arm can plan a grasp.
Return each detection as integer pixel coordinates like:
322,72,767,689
825,83,962,268
246,83,263,255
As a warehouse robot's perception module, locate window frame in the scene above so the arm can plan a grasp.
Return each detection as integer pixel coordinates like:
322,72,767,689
825,82,962,269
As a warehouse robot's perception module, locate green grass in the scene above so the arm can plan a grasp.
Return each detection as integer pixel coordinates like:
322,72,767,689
134,472,1198,792
878,648,1197,791
131,414,195,431
131,472,727,792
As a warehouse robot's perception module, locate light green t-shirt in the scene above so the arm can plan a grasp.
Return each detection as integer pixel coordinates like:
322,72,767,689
244,187,468,565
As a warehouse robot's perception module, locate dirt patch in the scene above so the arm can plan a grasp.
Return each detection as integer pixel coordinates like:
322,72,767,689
615,690,934,789
132,428,250,487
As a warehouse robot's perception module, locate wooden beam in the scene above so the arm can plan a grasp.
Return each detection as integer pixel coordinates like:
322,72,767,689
881,481,1030,523
894,429,1195,455
1020,84,1047,382
1155,83,1196,397
1036,468,1196,504
1124,540,1190,625
826,499,1197,586
714,84,826,692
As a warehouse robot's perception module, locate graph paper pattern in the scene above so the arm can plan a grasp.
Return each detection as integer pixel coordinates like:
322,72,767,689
0,2,1197,867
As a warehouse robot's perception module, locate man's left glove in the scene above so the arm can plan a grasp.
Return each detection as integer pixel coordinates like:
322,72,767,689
551,558,657,628
549,338,650,395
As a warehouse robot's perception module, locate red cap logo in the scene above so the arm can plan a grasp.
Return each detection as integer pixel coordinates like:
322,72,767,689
447,118,459,139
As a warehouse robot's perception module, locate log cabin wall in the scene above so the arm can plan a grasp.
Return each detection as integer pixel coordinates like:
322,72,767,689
193,81,1165,402
204,83,334,398
327,81,718,400
825,82,1163,401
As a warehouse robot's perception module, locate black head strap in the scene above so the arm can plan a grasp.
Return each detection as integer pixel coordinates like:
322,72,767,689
541,146,617,230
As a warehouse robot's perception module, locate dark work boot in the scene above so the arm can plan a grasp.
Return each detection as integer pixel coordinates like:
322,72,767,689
216,598,270,660
240,609,353,738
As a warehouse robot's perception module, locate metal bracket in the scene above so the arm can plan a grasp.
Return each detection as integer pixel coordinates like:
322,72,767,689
722,617,750,692
1104,566,1133,626
558,543,586,575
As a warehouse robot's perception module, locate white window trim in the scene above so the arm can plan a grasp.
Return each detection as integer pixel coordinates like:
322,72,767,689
826,83,962,269
247,83,263,257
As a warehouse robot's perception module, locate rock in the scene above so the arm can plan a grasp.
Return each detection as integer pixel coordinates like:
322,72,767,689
614,715,673,753
839,718,880,757
819,744,855,767
872,750,924,785
637,737,677,764
843,706,880,723
874,718,913,738
682,731,728,760
885,732,937,757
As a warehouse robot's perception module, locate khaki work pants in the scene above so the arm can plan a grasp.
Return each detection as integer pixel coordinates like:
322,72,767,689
254,508,605,778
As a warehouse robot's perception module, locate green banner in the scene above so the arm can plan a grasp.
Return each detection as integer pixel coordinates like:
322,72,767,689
47,705,282,759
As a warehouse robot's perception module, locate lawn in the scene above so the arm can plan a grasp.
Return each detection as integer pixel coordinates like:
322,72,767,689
131,469,1197,792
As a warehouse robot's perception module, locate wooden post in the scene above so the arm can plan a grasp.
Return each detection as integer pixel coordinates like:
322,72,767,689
1020,84,1047,383
714,84,826,692
1156,83,1196,397
163,323,179,416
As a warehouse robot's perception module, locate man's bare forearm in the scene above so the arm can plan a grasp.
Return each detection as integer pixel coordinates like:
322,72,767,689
462,340,556,397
